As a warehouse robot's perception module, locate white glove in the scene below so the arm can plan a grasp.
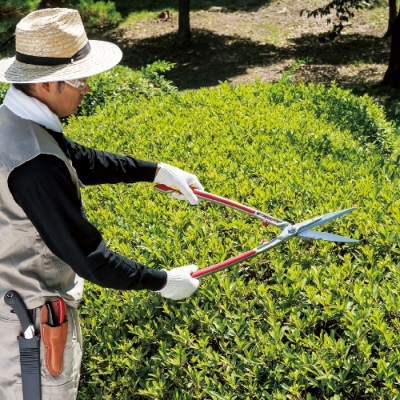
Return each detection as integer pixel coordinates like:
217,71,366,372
154,162,204,205
157,264,200,300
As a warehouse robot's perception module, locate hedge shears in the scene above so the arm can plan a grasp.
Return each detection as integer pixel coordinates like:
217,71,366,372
155,184,358,279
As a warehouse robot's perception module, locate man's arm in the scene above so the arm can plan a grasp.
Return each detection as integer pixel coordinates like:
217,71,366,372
8,154,167,290
46,130,203,205
63,135,158,185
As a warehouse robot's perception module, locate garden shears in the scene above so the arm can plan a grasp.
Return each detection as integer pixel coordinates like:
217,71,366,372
155,184,358,279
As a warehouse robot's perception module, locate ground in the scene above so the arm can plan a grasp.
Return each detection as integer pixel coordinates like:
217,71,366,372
107,0,391,93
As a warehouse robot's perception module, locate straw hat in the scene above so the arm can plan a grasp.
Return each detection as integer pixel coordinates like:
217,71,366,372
0,8,123,83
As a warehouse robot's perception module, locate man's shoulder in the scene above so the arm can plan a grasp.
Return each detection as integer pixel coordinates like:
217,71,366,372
8,154,68,195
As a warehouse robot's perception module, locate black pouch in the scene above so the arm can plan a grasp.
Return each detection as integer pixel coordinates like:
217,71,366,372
18,335,41,399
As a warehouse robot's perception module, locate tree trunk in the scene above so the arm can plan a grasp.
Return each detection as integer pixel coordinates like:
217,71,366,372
177,0,191,47
384,0,398,36
382,11,400,87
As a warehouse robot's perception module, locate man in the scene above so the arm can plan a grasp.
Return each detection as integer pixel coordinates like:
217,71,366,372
0,8,202,400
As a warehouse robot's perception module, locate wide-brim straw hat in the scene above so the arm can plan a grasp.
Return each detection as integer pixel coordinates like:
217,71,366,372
0,8,122,83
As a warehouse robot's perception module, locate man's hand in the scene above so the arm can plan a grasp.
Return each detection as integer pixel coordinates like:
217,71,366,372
157,265,200,300
154,163,204,205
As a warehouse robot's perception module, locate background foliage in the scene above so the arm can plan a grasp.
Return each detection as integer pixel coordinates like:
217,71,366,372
49,65,400,399
300,0,374,37
0,0,120,44
0,0,40,44
76,0,121,32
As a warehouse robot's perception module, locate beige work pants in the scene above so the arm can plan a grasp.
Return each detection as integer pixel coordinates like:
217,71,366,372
0,306,82,400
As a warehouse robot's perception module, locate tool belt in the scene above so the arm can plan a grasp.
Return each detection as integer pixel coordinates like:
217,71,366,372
40,299,68,377
5,292,69,400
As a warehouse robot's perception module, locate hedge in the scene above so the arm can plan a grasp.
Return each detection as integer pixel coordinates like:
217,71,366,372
1,65,399,398
58,68,400,399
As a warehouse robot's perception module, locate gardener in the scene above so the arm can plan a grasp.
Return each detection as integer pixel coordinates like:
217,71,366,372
0,8,202,400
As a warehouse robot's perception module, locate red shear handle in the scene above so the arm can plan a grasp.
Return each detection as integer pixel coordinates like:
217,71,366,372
155,184,257,215
57,297,65,325
190,249,257,278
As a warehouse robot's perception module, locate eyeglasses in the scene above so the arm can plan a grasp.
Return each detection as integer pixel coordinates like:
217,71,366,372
64,77,88,90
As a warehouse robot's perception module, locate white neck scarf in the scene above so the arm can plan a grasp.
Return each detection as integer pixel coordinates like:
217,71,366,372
3,85,64,133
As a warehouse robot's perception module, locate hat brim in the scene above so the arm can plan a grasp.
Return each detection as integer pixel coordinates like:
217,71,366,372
0,40,122,83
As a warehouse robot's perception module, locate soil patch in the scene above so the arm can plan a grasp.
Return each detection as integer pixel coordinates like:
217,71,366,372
108,0,390,89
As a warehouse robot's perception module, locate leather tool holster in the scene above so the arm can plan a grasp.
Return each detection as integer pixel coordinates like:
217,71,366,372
40,300,68,377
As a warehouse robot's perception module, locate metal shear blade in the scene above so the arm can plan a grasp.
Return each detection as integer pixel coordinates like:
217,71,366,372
298,230,358,243
291,207,358,243
295,207,356,233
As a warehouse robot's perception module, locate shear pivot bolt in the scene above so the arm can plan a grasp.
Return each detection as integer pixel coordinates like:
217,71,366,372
288,227,297,234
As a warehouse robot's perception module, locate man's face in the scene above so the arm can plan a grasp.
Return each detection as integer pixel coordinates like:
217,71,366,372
45,81,90,117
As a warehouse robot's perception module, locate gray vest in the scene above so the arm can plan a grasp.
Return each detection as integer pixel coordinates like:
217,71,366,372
0,105,84,312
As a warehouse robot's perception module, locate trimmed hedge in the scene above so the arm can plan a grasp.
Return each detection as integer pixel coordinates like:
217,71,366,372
59,69,400,399
1,65,399,398
75,62,177,117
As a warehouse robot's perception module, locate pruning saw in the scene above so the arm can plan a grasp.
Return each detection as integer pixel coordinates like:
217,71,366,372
155,184,358,279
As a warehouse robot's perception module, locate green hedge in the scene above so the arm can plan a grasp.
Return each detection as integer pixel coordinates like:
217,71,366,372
262,80,395,155
59,73,400,399
76,62,177,117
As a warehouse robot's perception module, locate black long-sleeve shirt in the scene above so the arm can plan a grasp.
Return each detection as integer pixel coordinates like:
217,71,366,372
7,128,167,291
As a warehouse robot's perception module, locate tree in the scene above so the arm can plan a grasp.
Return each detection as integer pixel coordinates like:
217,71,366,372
382,10,400,87
385,0,397,36
301,0,373,37
177,0,191,47
302,0,400,87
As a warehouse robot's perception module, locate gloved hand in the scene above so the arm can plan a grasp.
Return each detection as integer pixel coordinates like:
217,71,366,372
157,264,200,300
154,162,204,205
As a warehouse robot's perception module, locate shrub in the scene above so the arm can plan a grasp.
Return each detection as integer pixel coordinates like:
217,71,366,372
264,80,395,155
0,82,7,102
75,0,121,31
62,80,400,399
0,0,121,50
0,0,40,46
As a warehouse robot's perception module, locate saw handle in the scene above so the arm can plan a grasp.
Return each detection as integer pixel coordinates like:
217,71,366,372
4,291,33,333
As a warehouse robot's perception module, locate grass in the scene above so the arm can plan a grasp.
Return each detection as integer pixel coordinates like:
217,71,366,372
120,11,156,27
